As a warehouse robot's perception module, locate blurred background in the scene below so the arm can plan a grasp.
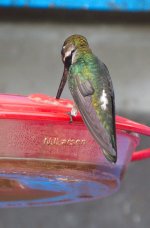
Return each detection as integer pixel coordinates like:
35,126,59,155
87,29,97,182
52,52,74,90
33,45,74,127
0,1,150,227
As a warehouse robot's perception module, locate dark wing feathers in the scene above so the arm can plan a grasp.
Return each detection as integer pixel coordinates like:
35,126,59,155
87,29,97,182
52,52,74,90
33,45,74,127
72,88,112,151
70,60,117,162
100,62,117,151
76,77,95,97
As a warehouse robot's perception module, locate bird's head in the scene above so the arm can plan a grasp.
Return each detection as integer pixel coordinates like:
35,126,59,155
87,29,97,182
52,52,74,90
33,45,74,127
61,34,89,68
56,35,89,99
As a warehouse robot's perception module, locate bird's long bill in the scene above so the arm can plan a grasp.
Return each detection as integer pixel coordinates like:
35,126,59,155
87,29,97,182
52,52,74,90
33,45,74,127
56,67,68,99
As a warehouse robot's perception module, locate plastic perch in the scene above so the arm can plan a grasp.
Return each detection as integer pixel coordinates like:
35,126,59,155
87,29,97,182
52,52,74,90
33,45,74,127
0,93,149,208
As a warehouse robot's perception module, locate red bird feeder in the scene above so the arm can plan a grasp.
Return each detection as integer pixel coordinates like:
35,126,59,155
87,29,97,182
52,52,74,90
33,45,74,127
0,93,150,207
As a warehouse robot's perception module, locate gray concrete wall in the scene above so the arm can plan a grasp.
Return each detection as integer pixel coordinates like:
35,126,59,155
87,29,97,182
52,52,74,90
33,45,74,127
0,20,150,114
0,9,150,228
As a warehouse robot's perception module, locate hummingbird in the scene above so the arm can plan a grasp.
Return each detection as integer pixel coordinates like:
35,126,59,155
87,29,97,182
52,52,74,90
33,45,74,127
56,35,117,163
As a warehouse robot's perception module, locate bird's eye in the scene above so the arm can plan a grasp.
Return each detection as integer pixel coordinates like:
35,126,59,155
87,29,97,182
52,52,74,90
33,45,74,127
64,49,75,69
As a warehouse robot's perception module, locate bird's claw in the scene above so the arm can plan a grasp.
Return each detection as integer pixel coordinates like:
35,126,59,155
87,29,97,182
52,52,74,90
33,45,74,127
67,112,73,123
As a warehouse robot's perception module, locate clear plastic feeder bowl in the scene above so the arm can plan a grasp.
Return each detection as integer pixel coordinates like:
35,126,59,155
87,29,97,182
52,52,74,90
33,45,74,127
0,93,149,208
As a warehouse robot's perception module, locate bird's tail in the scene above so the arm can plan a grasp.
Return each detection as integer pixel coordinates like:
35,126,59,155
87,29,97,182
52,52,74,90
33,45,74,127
102,148,117,164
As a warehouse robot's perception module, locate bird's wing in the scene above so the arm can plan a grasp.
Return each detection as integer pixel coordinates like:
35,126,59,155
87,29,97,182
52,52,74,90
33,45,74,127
99,61,117,152
70,62,117,163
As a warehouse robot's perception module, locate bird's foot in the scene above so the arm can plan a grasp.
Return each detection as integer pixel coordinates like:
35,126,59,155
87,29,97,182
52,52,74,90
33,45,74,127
67,112,73,123
67,105,78,123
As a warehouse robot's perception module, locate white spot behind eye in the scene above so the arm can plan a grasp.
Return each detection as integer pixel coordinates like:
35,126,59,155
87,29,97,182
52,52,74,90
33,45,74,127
100,89,108,110
71,49,76,64
64,48,76,63
65,50,72,58
63,50,71,61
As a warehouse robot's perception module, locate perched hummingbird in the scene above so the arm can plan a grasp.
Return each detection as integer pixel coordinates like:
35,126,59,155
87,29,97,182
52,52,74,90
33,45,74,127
56,35,117,163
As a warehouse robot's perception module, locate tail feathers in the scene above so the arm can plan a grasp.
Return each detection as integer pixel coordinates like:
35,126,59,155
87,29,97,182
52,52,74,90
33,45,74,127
102,149,117,163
